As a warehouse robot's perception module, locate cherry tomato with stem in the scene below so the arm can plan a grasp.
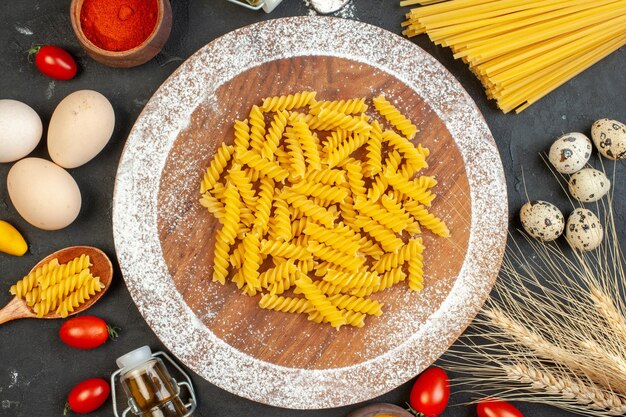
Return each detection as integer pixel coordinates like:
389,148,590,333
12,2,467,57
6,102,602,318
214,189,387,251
477,399,524,417
28,45,77,80
60,316,120,349
65,378,110,415
408,367,450,417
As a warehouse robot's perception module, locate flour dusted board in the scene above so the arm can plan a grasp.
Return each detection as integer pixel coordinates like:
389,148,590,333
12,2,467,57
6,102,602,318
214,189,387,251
158,56,468,367
113,17,507,408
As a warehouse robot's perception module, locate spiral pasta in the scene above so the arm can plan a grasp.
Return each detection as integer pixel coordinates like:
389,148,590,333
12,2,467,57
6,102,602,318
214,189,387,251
373,95,418,139
303,223,360,256
252,177,275,235
295,273,346,329
291,181,348,204
383,129,427,172
248,105,266,154
40,269,93,302
308,241,366,272
325,132,370,168
259,294,313,314
304,168,346,185
354,215,404,252
323,269,380,290
200,143,234,194
308,309,366,328
8,253,106,318
233,119,250,154
408,250,425,292
354,196,410,233
213,184,241,284
309,98,368,116
281,189,337,228
38,255,91,290
290,119,321,171
284,128,307,180
373,238,423,273
364,121,384,177
310,108,372,134
260,239,312,260
242,232,263,295
55,276,104,318
236,150,289,182
385,167,437,206
261,91,317,112
262,110,289,160
196,92,450,328
328,294,384,316
10,258,59,299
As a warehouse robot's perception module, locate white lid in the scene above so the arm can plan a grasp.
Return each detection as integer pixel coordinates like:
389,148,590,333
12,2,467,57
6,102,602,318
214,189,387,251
262,0,283,12
116,346,153,370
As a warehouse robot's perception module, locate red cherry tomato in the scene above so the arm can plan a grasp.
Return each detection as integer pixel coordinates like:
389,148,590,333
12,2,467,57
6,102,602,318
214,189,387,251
29,45,77,80
67,378,110,414
409,367,450,417
477,399,524,417
60,316,118,349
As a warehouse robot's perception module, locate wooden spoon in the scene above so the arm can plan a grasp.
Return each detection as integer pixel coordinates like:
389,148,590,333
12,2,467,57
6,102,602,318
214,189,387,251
0,246,113,325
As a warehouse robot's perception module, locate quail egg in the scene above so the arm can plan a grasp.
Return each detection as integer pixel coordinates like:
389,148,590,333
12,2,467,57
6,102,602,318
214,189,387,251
591,118,626,160
520,200,564,241
568,168,610,203
566,208,603,251
548,132,592,174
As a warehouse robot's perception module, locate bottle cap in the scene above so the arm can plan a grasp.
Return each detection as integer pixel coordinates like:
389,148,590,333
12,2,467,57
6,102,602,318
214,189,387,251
116,345,152,371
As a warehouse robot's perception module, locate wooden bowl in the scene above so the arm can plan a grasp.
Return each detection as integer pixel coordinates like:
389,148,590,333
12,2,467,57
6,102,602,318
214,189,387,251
346,403,414,417
69,0,172,68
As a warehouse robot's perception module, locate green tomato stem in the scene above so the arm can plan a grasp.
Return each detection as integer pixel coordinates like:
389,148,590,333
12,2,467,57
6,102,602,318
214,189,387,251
107,324,121,341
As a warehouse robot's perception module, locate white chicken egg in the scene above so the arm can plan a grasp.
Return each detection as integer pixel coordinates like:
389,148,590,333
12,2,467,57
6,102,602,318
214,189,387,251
520,200,564,242
548,132,592,174
48,90,115,169
7,158,81,230
591,118,626,160
566,208,603,252
0,99,43,163
568,168,610,203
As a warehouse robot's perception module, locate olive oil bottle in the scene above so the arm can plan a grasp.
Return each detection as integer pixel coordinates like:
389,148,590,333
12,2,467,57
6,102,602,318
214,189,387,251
114,346,195,417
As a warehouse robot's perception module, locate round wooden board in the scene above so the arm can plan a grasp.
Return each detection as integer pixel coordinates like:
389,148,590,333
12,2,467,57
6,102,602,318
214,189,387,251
113,17,508,409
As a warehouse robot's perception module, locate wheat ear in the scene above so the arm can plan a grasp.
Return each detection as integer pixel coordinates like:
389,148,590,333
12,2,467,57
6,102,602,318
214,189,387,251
590,285,626,348
504,362,626,416
484,308,619,391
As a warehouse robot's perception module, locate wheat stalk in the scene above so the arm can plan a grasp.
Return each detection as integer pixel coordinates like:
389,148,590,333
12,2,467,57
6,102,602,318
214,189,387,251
443,166,626,416
484,307,622,391
590,285,626,349
504,362,626,416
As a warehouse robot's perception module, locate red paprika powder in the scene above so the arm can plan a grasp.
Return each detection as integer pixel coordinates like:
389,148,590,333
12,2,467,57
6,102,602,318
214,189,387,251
80,0,158,52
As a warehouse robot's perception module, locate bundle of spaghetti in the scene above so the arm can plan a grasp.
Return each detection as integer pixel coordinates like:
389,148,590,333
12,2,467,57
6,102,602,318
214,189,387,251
401,0,626,113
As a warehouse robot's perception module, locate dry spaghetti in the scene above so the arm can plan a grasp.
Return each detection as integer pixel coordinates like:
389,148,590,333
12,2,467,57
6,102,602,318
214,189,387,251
401,0,626,113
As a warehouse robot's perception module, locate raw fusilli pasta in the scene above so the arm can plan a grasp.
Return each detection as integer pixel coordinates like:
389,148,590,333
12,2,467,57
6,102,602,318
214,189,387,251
373,95,418,139
196,92,450,328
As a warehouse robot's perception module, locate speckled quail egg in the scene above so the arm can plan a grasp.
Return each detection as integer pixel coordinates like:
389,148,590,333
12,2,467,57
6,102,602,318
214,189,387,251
566,208,603,252
520,201,565,241
548,132,592,174
591,118,626,160
568,168,610,203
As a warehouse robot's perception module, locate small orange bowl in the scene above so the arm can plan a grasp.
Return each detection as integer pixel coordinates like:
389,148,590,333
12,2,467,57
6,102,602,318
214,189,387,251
346,403,415,417
70,0,172,68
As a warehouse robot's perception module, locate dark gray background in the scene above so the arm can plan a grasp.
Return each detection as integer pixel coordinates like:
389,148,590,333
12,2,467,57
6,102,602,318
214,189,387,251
0,1,624,416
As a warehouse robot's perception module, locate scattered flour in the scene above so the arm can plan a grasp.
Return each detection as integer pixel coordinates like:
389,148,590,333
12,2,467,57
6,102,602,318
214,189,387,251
304,0,352,15
15,26,33,35
45,81,55,100
113,16,507,410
